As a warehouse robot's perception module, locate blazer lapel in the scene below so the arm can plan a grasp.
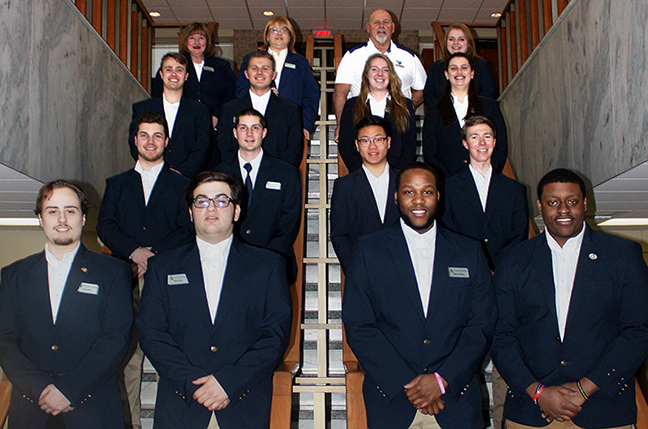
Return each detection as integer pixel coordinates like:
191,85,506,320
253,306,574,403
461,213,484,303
355,170,385,227
461,170,486,224
387,226,426,321
212,240,244,330
426,227,455,322
146,166,171,211
483,172,502,224
28,253,56,330
564,226,597,336
248,157,270,213
384,168,399,226
532,234,561,335
181,244,213,326
55,245,91,328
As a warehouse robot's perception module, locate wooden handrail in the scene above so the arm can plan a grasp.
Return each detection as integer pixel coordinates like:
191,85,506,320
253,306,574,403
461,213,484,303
0,373,10,428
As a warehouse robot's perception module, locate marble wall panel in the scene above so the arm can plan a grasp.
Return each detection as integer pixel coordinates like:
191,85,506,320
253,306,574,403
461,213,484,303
500,0,648,213
609,1,648,177
0,0,147,203
0,0,33,174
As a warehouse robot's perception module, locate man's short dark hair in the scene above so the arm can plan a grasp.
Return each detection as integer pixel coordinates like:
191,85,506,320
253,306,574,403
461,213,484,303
461,115,497,140
160,52,188,70
395,162,440,190
536,168,587,200
185,171,243,208
136,111,169,139
355,115,392,139
234,109,266,129
34,180,90,216
247,50,276,71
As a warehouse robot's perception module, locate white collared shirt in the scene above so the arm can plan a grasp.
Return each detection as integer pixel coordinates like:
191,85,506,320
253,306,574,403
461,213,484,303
401,219,437,317
238,149,264,189
134,161,164,206
193,59,204,82
468,165,493,211
546,223,586,340
362,163,390,223
335,39,427,99
367,93,390,118
196,235,233,323
162,93,181,137
268,48,288,88
249,89,272,116
451,93,469,128
45,242,81,324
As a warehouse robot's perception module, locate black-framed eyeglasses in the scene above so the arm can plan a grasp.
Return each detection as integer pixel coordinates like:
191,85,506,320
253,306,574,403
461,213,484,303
357,137,387,147
192,195,235,209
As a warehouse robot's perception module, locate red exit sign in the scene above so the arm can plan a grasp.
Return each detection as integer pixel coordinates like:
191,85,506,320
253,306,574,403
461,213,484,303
315,30,331,37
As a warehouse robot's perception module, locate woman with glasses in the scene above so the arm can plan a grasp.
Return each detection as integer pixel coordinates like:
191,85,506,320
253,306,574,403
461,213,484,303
236,16,320,140
422,52,507,180
152,22,236,130
337,53,417,173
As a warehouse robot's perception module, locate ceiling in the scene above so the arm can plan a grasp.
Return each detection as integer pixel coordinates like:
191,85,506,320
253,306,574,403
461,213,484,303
142,0,508,31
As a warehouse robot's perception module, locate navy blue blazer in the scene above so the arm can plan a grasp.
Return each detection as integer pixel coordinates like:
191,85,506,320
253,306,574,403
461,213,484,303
337,97,418,173
236,51,320,133
423,57,497,107
214,154,301,281
152,54,237,121
129,95,212,178
491,226,648,428
330,166,399,273
342,223,496,429
96,164,194,261
0,245,133,429
217,92,303,168
422,96,508,179
138,239,292,428
441,169,528,270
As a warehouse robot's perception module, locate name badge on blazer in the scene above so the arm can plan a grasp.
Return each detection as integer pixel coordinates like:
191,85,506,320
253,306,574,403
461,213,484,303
284,62,296,69
448,267,469,278
78,282,99,295
203,66,215,72
168,274,189,285
266,181,282,191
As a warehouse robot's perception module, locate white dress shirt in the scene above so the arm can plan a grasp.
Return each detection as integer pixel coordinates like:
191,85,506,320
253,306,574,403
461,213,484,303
268,48,288,88
238,149,263,189
362,163,390,223
546,223,586,340
196,235,233,323
468,165,493,211
193,59,204,81
134,161,164,206
367,93,389,118
451,93,469,128
401,219,437,317
45,242,81,324
249,90,272,116
162,93,181,137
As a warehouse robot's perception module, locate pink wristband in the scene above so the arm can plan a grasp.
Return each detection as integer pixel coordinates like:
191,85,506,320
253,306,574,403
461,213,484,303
434,372,446,395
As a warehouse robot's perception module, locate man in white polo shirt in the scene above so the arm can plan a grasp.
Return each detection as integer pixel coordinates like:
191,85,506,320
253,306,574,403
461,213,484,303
333,9,426,139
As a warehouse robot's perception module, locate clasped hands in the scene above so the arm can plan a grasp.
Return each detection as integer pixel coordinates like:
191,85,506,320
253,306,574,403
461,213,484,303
534,379,596,423
193,375,230,411
404,373,447,415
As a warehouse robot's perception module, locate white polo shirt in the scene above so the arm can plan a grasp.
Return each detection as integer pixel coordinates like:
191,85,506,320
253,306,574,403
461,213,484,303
335,39,427,99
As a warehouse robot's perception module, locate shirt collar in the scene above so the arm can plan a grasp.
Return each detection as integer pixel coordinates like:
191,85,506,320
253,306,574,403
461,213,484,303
362,162,389,179
162,92,180,106
468,164,492,182
45,241,81,264
238,149,264,171
401,218,437,246
249,89,272,102
134,160,165,175
545,222,586,256
196,234,233,262
367,39,393,53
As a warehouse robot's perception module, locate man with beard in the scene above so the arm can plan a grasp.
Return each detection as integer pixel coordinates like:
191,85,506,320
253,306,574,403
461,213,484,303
97,111,194,429
342,162,496,429
333,8,426,140
0,180,133,428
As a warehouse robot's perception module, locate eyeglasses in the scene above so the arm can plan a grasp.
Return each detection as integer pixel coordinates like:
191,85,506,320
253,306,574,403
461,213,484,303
192,195,234,209
271,28,289,35
357,137,387,147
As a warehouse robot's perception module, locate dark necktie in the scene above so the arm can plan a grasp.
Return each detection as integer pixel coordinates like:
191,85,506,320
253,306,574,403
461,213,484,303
244,162,253,206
